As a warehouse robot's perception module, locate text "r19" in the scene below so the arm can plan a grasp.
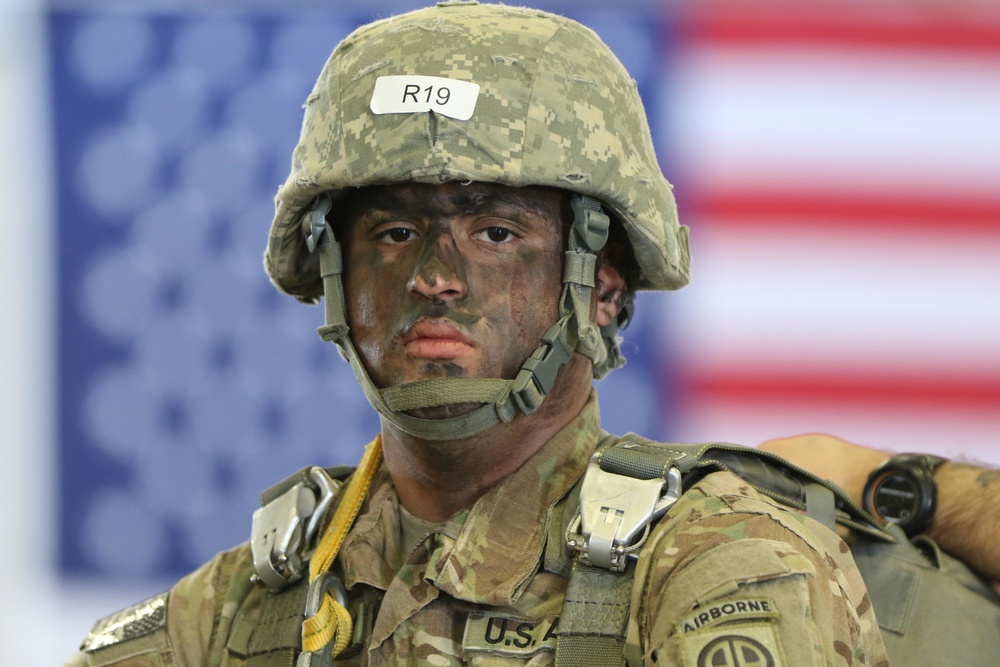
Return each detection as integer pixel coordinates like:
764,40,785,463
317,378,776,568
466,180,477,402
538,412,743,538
403,84,451,106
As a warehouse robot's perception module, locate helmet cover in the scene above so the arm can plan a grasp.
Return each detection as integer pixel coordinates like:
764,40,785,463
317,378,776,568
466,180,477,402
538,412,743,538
264,0,690,301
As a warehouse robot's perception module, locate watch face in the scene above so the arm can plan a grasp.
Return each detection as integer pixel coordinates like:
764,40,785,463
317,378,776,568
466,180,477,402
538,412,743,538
871,471,920,524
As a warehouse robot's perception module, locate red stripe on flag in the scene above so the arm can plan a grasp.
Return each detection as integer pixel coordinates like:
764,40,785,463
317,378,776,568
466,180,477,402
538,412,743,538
676,2,1000,53
683,372,1000,410
683,192,1000,232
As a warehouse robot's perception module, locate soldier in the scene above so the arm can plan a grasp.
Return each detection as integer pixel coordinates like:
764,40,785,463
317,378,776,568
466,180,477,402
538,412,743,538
72,2,995,665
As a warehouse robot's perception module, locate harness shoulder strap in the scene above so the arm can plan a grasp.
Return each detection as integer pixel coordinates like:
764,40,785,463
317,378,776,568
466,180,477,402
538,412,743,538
557,561,636,666
555,436,895,667
238,465,358,666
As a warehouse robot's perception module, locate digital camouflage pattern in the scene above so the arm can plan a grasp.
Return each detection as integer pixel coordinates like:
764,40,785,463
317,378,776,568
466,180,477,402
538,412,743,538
69,396,887,666
265,1,690,303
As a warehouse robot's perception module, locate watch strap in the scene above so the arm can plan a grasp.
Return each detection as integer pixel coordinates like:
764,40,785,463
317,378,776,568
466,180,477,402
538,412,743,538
878,453,947,472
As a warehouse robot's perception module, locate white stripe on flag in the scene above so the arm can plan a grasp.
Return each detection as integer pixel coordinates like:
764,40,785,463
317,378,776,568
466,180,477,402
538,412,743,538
657,5,1000,464
664,46,1000,200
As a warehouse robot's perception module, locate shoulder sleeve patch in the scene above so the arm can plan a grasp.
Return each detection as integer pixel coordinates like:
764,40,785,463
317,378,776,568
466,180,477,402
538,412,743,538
81,592,169,652
678,622,785,667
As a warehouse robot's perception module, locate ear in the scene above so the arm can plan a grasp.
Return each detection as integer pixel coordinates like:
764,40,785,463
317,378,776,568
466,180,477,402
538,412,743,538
595,260,627,327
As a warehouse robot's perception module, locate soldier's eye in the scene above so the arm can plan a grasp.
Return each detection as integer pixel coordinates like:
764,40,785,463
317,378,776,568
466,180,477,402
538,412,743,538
475,226,514,243
376,227,417,244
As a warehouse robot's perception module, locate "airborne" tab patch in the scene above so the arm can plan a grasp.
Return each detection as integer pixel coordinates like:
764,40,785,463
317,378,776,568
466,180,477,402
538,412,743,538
677,597,778,634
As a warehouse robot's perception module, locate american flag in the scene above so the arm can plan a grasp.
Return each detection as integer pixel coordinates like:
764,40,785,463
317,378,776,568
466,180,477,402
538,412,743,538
661,3,1000,464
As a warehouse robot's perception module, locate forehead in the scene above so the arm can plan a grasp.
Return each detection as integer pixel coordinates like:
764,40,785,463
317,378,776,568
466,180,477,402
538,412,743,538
340,182,566,223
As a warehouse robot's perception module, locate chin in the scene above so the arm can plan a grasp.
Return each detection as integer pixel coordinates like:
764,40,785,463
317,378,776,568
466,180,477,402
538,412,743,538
412,360,473,380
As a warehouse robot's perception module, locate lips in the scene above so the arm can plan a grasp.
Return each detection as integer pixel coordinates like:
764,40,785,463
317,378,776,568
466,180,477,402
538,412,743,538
402,319,476,359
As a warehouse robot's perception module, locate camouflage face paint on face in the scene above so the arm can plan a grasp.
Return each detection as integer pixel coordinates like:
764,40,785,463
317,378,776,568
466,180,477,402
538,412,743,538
341,182,565,411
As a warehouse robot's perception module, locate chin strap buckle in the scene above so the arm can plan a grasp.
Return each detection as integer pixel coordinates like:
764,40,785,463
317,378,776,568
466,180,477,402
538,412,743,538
511,317,575,415
570,195,610,253
567,448,682,572
250,467,340,591
304,195,333,253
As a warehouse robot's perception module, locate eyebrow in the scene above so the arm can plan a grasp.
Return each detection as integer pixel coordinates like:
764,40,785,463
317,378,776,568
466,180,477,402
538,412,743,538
347,186,561,222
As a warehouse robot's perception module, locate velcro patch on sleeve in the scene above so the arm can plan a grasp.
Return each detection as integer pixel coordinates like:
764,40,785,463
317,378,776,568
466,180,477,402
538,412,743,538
463,611,559,657
676,597,778,635
81,592,169,652
679,623,784,667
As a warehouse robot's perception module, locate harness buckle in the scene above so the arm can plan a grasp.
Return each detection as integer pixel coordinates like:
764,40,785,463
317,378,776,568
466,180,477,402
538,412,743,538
568,451,682,572
296,571,350,667
251,467,340,591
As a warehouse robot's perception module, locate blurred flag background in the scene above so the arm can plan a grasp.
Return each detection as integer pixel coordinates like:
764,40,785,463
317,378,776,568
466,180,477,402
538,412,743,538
2,0,998,663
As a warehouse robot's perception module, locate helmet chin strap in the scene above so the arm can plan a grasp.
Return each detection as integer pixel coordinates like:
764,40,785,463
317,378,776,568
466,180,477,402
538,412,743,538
305,192,625,441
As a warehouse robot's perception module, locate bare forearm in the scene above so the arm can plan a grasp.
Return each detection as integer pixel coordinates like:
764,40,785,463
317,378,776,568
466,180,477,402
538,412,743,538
926,461,1000,580
757,434,1000,581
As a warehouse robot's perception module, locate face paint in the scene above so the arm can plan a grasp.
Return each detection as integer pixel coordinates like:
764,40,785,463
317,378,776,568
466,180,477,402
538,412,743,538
341,182,566,395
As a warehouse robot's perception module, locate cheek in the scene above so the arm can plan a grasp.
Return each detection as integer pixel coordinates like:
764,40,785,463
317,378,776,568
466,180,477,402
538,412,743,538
504,250,563,344
344,249,403,336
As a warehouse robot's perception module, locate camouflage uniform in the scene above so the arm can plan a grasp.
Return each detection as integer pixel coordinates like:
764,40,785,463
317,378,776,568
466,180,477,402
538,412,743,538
70,395,888,666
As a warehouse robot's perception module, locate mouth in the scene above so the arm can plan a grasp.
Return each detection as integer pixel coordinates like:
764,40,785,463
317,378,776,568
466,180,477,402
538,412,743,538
402,319,476,360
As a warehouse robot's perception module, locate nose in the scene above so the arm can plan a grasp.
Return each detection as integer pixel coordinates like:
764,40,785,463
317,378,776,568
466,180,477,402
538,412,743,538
406,233,468,303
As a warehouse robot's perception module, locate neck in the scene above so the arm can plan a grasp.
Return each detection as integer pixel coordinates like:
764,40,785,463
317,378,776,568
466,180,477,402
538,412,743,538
379,353,594,521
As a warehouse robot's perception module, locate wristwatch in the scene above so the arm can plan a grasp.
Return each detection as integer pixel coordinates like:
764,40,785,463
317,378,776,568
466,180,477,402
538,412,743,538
862,453,947,536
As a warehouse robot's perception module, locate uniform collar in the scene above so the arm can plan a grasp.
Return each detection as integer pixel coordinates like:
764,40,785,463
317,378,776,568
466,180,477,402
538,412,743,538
339,392,601,605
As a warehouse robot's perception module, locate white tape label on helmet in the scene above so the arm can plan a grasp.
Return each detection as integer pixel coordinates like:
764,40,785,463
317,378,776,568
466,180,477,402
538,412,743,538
370,75,480,121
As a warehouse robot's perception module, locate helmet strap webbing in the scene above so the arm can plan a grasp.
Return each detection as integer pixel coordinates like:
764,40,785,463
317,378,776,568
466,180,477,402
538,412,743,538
307,193,618,441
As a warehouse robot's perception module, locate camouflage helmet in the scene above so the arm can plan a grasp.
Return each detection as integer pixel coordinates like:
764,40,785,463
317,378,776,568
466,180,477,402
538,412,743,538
264,0,690,300
262,1,691,441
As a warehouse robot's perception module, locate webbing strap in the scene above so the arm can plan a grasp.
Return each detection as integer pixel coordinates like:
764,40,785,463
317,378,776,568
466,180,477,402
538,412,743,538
563,250,597,287
249,652,297,667
804,482,836,530
555,561,633,667
596,443,678,480
314,199,349,345
245,581,310,667
591,439,893,541
381,378,510,411
301,436,383,659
